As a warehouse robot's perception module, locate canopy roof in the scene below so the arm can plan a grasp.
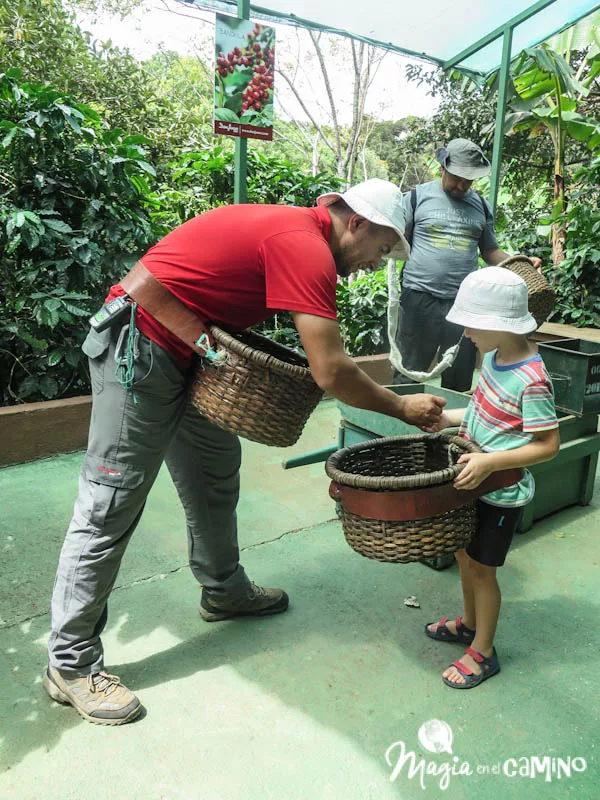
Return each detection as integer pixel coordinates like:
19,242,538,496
188,0,599,76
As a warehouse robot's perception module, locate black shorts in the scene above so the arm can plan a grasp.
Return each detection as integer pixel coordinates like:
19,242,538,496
466,500,523,567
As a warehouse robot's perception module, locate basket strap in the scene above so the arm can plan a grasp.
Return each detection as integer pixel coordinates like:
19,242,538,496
329,468,524,521
120,261,215,357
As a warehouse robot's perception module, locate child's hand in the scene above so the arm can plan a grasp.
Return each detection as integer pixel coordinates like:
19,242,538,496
453,452,495,490
420,411,459,433
438,412,460,430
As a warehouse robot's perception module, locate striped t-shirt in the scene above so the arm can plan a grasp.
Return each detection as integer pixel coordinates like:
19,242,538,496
459,351,558,507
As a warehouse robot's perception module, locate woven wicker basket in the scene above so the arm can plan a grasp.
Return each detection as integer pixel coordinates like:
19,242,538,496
498,254,555,328
325,434,482,563
189,326,323,447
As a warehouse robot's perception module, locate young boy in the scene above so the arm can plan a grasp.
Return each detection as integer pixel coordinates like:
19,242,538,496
425,266,560,689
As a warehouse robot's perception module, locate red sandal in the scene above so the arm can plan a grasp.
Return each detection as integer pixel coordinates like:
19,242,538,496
442,647,501,689
424,616,475,644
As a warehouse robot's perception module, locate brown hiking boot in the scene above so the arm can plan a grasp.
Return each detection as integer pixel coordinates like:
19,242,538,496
43,665,142,725
199,582,289,622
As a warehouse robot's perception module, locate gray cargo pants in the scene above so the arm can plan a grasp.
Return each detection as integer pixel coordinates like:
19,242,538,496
48,324,250,676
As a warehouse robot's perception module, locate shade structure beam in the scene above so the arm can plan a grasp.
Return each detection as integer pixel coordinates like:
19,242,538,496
442,0,558,71
488,26,514,216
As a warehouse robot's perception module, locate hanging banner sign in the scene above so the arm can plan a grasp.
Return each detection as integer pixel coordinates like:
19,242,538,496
214,14,275,141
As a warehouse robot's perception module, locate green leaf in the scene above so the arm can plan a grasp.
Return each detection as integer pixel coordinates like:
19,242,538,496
76,103,101,122
47,350,64,367
65,349,81,368
588,131,600,150
39,375,59,399
18,331,47,350
44,218,73,233
21,226,40,250
64,303,90,317
56,103,85,120
129,174,150,195
1,124,18,148
566,120,598,143
136,161,156,177
17,376,40,399
558,96,577,113
6,233,21,254
39,306,60,328
214,108,241,122
64,114,82,134
225,93,244,115
22,210,44,229
122,134,151,145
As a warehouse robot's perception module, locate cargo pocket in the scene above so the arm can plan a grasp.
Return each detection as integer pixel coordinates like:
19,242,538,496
82,454,146,530
82,327,112,395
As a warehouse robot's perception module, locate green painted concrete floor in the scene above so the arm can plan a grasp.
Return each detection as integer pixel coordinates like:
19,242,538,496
1,398,599,800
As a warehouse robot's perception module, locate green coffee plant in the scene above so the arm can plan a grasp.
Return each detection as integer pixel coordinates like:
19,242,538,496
336,270,390,357
0,70,158,404
545,156,600,327
254,270,394,360
150,145,343,233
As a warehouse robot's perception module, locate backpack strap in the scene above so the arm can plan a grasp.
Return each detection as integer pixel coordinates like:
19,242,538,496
477,192,492,222
404,187,418,248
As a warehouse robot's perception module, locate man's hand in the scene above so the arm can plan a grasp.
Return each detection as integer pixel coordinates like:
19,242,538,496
453,452,495,490
401,394,446,429
528,256,543,275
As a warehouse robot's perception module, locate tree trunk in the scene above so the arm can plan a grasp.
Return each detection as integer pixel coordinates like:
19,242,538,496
552,171,567,265
275,31,385,182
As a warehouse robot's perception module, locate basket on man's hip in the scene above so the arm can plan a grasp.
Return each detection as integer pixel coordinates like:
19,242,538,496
189,326,323,448
118,261,323,448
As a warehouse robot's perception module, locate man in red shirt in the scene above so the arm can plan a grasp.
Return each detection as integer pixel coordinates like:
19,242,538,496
44,179,446,725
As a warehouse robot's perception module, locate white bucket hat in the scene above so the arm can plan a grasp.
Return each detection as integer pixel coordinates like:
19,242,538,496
446,267,537,334
317,178,410,261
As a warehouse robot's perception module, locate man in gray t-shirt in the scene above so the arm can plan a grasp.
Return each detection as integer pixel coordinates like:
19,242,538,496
393,138,541,392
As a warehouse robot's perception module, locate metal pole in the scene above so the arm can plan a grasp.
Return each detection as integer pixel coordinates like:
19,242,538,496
234,0,250,204
281,444,338,470
489,25,513,216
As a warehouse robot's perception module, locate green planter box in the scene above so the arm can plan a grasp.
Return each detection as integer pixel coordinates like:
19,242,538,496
539,338,600,416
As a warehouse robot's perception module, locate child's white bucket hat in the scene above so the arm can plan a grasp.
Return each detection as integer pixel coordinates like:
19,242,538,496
446,266,537,334
317,178,410,261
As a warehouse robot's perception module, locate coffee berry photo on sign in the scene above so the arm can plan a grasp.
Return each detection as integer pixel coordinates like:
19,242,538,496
214,14,275,141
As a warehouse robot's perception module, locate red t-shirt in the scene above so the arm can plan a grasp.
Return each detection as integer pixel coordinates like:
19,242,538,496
107,204,337,366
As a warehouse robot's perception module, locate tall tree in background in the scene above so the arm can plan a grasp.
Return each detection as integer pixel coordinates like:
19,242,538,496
274,29,387,182
364,116,433,188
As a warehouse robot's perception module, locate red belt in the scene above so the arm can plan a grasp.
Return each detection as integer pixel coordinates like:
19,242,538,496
329,468,524,521
120,260,215,357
